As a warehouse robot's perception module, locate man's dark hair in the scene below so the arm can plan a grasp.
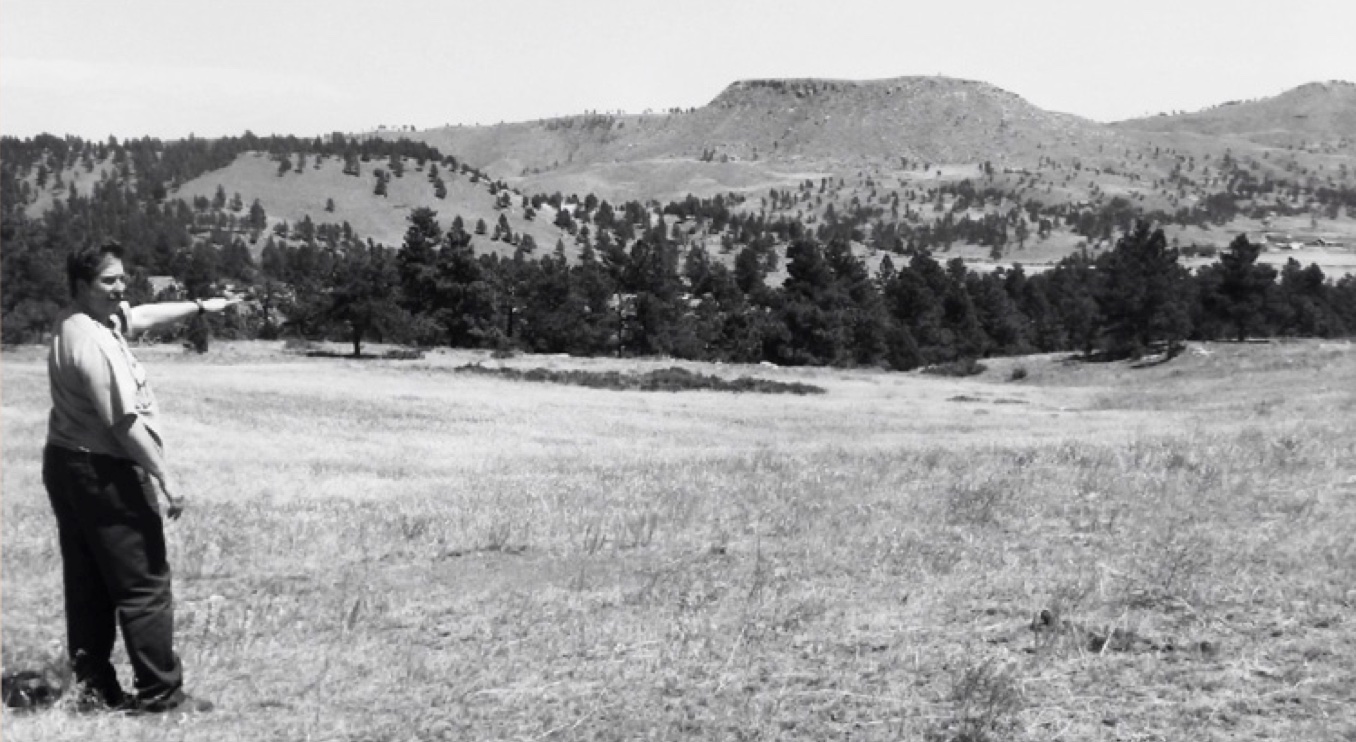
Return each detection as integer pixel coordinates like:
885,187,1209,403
66,241,125,298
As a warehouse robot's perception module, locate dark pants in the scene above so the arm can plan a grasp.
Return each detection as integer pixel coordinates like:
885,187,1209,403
42,445,183,707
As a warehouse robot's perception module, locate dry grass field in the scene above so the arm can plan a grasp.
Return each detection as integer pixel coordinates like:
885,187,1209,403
3,340,1354,741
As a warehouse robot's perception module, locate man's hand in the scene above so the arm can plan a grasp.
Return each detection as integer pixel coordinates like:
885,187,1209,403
150,475,185,520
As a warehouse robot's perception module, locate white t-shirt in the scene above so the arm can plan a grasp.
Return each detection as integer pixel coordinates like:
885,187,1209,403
47,302,162,458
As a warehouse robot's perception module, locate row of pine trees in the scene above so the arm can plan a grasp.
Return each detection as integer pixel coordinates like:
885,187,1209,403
209,208,1356,366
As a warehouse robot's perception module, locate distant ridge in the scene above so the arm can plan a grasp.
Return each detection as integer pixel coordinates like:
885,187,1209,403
694,76,1121,163
1112,80,1356,147
395,76,1128,180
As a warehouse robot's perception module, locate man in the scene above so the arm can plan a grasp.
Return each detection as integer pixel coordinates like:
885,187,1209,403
44,241,236,714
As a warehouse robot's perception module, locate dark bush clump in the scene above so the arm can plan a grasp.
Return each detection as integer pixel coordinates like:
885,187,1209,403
922,358,987,377
455,364,825,395
384,348,425,360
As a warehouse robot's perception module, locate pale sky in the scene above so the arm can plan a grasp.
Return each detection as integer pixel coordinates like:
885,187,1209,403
3,0,1353,141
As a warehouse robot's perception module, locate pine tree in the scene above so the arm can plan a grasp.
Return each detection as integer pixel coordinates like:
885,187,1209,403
622,239,689,356
221,238,255,280
884,254,950,364
183,243,221,298
435,229,499,347
940,258,989,360
397,207,443,318
517,251,589,353
970,270,1031,355
770,238,866,366
573,237,619,354
1274,259,1339,336
1042,253,1101,354
733,245,767,297
1198,234,1275,341
248,199,268,230
1094,223,1193,358
326,242,407,356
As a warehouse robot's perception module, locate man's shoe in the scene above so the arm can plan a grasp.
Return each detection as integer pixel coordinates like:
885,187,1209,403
72,693,129,714
130,691,214,716
67,683,128,714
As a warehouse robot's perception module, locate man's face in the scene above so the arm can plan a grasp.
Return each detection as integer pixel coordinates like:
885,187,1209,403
77,256,126,320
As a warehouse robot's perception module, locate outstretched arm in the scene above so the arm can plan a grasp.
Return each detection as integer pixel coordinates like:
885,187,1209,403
126,296,240,335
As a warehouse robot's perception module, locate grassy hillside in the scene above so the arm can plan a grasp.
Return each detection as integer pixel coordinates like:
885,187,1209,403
1113,81,1356,149
2,340,1353,740
22,144,1355,281
169,152,576,252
